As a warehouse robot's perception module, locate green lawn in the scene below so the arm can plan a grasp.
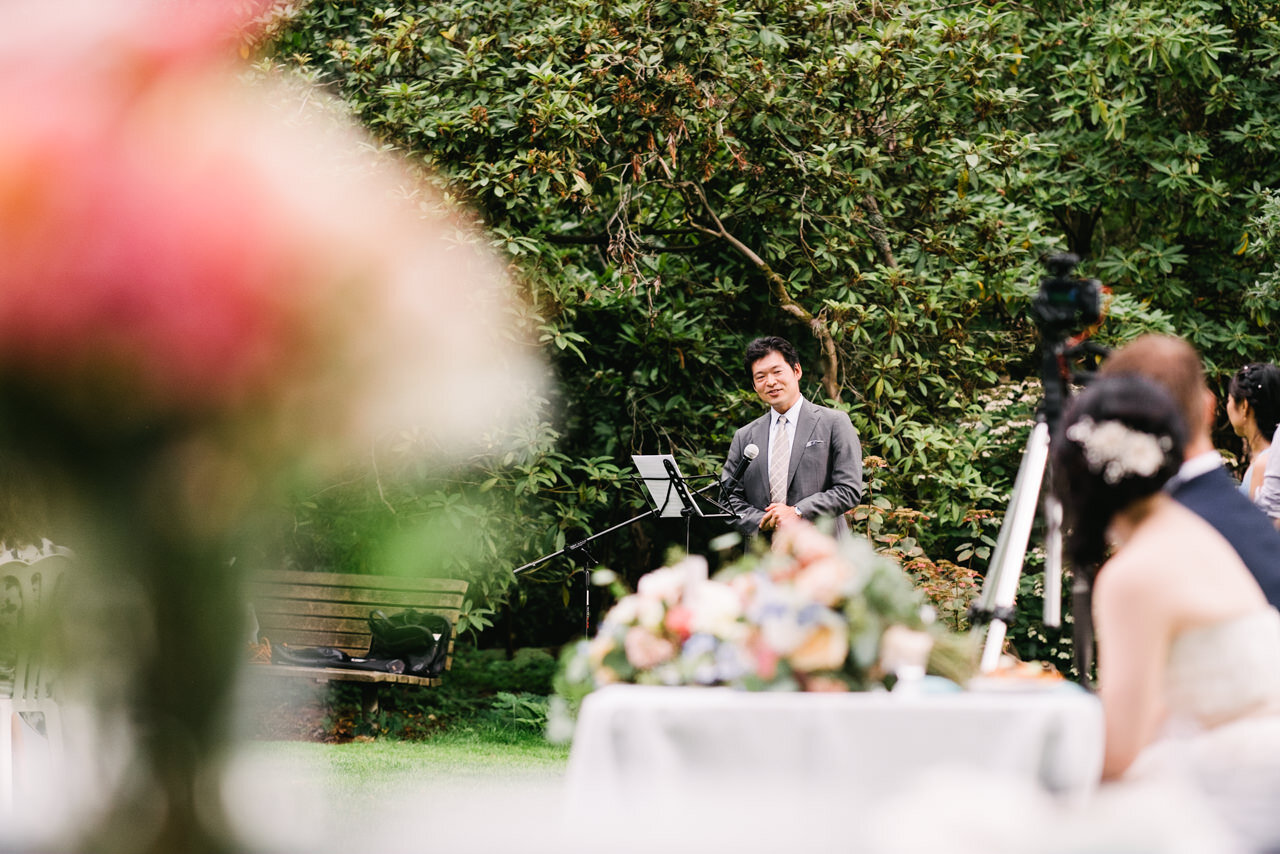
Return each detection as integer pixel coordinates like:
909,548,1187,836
227,726,571,850
235,721,571,818
230,644,572,838
251,724,570,779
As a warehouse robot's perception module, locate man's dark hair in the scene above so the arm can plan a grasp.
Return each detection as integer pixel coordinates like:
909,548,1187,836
744,336,800,380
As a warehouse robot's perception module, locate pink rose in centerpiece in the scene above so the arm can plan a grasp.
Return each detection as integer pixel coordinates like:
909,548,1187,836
727,570,759,603
793,556,856,607
788,618,850,673
750,633,781,681
624,627,678,670
664,605,694,640
772,520,841,567
637,566,688,605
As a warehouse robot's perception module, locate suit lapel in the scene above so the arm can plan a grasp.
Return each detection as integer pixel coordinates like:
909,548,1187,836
749,411,772,499
787,399,817,490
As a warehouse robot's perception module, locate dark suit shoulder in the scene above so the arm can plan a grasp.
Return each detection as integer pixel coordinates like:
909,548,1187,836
1172,467,1280,609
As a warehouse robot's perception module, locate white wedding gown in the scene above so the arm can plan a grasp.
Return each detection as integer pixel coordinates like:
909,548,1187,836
1127,607,1280,852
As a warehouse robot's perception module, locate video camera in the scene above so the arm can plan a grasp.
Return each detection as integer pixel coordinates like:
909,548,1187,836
1030,253,1103,339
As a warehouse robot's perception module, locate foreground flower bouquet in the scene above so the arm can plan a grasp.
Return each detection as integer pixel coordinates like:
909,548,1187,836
556,522,978,712
0,3,538,852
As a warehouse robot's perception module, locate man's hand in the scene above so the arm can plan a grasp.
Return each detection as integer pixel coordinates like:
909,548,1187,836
759,502,800,532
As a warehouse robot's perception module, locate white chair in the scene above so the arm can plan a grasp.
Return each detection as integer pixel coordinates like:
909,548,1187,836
0,549,71,814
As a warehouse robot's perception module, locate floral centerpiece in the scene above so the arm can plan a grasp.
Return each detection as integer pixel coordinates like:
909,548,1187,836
555,521,977,714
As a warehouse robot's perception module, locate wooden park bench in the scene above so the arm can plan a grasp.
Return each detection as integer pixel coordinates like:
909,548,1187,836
245,570,467,718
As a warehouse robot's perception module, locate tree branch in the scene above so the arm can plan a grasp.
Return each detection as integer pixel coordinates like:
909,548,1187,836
860,193,898,269
673,179,842,402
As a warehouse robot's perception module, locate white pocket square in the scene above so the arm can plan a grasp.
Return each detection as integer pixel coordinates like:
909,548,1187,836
805,439,824,447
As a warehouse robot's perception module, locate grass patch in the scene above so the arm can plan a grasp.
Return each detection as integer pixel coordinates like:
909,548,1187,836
229,725,571,851
284,726,568,777
241,725,569,811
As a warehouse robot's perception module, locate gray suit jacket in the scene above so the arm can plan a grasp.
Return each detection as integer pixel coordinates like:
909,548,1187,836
720,398,864,536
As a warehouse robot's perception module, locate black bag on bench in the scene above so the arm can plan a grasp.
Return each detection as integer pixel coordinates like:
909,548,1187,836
367,609,452,678
270,644,406,673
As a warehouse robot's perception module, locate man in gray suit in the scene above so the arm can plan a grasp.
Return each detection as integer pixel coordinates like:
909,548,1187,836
721,336,864,537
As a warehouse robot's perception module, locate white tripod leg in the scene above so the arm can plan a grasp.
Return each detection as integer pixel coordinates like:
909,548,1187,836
979,421,1051,673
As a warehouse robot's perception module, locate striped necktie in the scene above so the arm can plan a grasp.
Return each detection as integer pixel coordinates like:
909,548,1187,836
769,414,789,504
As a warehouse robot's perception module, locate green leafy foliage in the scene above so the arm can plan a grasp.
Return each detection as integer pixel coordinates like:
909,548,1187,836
488,691,551,731
261,0,1280,668
1017,0,1280,363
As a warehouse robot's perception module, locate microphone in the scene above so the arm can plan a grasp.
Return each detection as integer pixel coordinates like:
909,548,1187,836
718,443,759,511
726,443,759,486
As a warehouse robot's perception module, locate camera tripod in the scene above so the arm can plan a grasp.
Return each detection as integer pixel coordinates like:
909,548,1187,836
971,254,1107,677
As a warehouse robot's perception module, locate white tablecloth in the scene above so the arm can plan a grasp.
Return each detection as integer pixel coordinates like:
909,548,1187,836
566,682,1104,819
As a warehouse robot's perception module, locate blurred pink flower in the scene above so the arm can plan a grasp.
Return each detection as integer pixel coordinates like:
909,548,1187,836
637,567,687,605
788,621,849,673
0,0,540,463
772,520,840,567
624,627,677,670
750,634,780,681
728,571,759,603
664,605,694,641
793,556,856,607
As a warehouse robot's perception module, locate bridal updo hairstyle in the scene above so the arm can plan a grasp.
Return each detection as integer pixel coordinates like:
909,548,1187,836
1053,375,1187,573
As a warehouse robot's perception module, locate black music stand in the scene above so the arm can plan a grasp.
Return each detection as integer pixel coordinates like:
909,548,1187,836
513,455,737,635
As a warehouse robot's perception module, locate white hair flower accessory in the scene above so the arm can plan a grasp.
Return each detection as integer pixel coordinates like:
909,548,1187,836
1065,417,1173,484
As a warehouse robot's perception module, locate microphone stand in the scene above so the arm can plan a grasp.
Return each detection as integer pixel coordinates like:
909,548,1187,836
513,464,740,637
513,474,734,576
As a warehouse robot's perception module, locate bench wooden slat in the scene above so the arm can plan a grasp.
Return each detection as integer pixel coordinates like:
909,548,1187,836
256,615,396,638
257,615,460,636
250,570,468,594
246,663,442,687
247,570,467,716
256,623,458,651
249,588,464,612
256,628,371,655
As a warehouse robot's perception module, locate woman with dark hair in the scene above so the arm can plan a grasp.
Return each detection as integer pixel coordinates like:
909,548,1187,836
1055,375,1280,848
1226,362,1280,501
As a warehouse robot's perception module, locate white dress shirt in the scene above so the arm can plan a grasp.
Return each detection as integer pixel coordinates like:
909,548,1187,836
769,397,803,468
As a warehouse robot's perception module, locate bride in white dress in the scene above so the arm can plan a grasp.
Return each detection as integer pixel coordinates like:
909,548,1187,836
1054,374,1280,852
